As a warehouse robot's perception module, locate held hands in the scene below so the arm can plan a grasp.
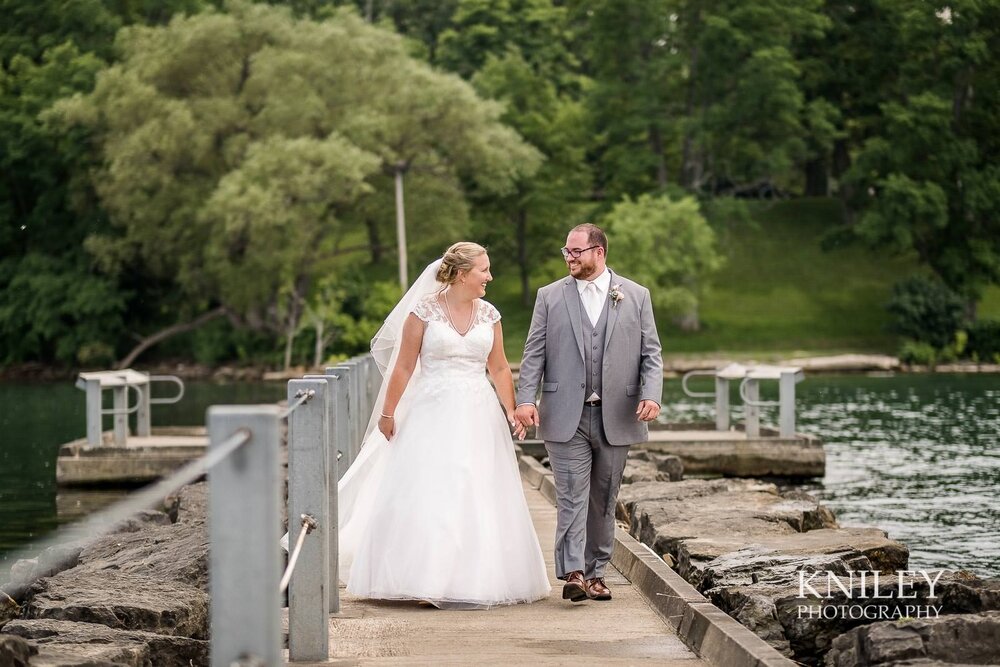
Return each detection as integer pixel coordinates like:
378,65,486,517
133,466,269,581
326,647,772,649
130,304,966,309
506,408,527,440
378,414,395,440
514,404,540,434
636,400,660,422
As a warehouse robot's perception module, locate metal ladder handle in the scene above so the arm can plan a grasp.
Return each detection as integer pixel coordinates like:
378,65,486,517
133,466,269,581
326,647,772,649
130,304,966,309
739,377,780,408
100,384,143,415
148,375,185,404
681,370,718,398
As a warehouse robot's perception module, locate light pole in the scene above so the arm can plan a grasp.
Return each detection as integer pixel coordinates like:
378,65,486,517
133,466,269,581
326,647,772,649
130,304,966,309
393,161,409,290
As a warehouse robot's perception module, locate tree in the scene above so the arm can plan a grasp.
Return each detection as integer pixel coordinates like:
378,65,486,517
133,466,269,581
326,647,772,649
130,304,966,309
603,192,722,330
49,1,540,367
839,0,1000,313
472,48,592,305
0,42,124,364
572,0,829,198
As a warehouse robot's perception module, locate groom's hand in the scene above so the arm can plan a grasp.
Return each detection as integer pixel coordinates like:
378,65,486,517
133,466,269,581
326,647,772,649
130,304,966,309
515,403,540,430
636,400,660,422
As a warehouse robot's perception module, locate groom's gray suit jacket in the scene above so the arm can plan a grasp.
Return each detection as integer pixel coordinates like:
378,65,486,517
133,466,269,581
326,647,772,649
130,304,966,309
516,269,664,446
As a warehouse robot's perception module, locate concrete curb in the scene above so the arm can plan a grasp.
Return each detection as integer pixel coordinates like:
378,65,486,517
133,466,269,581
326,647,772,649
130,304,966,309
517,454,550,490
528,459,795,667
612,530,795,667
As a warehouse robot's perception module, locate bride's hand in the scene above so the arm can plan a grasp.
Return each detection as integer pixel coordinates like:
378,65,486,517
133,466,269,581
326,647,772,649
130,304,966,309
507,409,526,440
378,415,395,440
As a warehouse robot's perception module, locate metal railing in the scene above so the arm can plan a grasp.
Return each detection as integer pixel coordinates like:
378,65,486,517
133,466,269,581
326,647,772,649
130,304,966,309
75,369,185,447
681,363,804,437
212,353,381,663
7,354,382,665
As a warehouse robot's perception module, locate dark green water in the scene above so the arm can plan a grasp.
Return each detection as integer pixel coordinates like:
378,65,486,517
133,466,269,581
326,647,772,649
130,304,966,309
0,380,286,568
664,373,1000,577
2,375,998,577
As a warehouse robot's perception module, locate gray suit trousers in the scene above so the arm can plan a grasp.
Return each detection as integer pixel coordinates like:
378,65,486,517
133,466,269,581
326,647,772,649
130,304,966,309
545,405,629,580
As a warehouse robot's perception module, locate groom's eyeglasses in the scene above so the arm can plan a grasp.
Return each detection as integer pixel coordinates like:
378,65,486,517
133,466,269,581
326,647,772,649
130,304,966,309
561,245,600,259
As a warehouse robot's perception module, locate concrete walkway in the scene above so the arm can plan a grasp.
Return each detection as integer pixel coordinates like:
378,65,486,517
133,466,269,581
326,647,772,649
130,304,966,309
290,479,709,665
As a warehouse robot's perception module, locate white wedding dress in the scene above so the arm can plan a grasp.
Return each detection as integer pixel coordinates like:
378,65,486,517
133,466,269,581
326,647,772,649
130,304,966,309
336,295,551,608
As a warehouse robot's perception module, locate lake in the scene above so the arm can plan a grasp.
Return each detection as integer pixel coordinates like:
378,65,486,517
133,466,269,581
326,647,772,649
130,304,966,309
664,372,999,577
1,373,997,577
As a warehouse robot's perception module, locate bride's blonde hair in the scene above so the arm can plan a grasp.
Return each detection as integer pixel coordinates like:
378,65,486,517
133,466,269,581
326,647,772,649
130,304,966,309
436,242,487,285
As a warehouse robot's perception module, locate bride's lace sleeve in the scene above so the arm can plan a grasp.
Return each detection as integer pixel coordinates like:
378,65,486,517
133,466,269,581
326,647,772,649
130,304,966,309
411,295,442,323
478,300,502,326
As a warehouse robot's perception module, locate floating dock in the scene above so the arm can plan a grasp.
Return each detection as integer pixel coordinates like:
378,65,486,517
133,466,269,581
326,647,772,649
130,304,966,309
56,427,207,486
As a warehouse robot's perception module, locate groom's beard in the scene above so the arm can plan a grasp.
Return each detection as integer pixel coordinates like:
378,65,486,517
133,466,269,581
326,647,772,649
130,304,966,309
567,258,600,280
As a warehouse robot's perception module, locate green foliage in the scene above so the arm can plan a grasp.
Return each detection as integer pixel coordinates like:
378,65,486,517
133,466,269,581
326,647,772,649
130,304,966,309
603,193,722,328
0,253,126,364
48,1,540,361
886,276,966,349
897,340,937,367
574,0,830,197
838,1,1000,301
967,320,1000,363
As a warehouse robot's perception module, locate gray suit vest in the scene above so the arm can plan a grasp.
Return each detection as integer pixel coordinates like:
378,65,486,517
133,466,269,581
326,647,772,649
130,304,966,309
581,292,611,401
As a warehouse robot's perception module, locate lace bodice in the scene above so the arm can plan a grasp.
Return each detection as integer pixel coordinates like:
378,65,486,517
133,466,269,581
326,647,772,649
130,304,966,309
411,295,501,380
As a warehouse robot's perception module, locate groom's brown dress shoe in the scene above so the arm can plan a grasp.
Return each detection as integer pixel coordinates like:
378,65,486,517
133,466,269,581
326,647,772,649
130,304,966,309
585,577,612,601
562,571,588,602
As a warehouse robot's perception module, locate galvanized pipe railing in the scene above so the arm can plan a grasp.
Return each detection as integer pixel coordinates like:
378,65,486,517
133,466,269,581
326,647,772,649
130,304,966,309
283,353,382,663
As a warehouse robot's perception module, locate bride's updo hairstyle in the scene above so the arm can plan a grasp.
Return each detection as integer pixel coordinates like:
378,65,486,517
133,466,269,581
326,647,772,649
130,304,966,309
436,242,487,285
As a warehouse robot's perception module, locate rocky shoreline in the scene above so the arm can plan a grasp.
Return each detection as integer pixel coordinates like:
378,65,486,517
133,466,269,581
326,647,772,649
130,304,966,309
617,451,1000,666
1,485,212,666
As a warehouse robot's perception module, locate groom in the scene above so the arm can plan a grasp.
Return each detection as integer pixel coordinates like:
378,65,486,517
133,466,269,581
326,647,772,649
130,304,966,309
515,223,663,602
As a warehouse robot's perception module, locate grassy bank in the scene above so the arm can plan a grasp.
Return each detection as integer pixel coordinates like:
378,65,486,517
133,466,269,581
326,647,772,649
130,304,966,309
489,197,1000,360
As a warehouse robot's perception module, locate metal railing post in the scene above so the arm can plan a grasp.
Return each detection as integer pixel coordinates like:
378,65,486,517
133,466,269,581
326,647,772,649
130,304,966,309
744,379,760,438
328,366,352,474
286,379,330,661
309,371,342,613
779,370,797,438
84,378,102,447
336,363,359,462
112,385,128,446
347,360,362,460
715,376,730,431
136,373,152,437
208,405,282,667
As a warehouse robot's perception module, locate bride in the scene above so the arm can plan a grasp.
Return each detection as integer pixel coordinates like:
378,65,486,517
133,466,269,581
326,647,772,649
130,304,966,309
334,242,551,609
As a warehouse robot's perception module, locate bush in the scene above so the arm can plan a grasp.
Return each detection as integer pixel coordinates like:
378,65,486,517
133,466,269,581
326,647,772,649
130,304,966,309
898,340,937,366
967,319,1000,363
886,276,965,348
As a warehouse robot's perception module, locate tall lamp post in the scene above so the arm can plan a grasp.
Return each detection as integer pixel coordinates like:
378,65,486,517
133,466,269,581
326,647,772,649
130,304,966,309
393,161,409,290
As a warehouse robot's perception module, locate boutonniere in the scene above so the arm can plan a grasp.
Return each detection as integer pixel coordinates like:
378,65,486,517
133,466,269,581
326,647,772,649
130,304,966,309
609,283,624,307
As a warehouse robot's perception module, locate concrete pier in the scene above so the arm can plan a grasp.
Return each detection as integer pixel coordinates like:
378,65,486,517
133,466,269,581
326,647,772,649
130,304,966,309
517,422,824,479
285,455,794,666
288,478,712,666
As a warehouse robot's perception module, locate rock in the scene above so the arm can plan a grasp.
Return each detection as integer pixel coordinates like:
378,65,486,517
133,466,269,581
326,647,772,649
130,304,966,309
2,618,208,667
26,570,208,638
618,479,843,573
1,483,214,663
1,590,20,627
0,634,36,666
110,509,173,533
622,459,670,484
624,450,683,483
4,545,84,604
824,610,1000,666
713,567,999,664
74,510,208,590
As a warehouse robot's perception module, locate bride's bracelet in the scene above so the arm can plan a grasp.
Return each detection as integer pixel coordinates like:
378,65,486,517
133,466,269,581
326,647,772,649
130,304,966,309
380,412,394,420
